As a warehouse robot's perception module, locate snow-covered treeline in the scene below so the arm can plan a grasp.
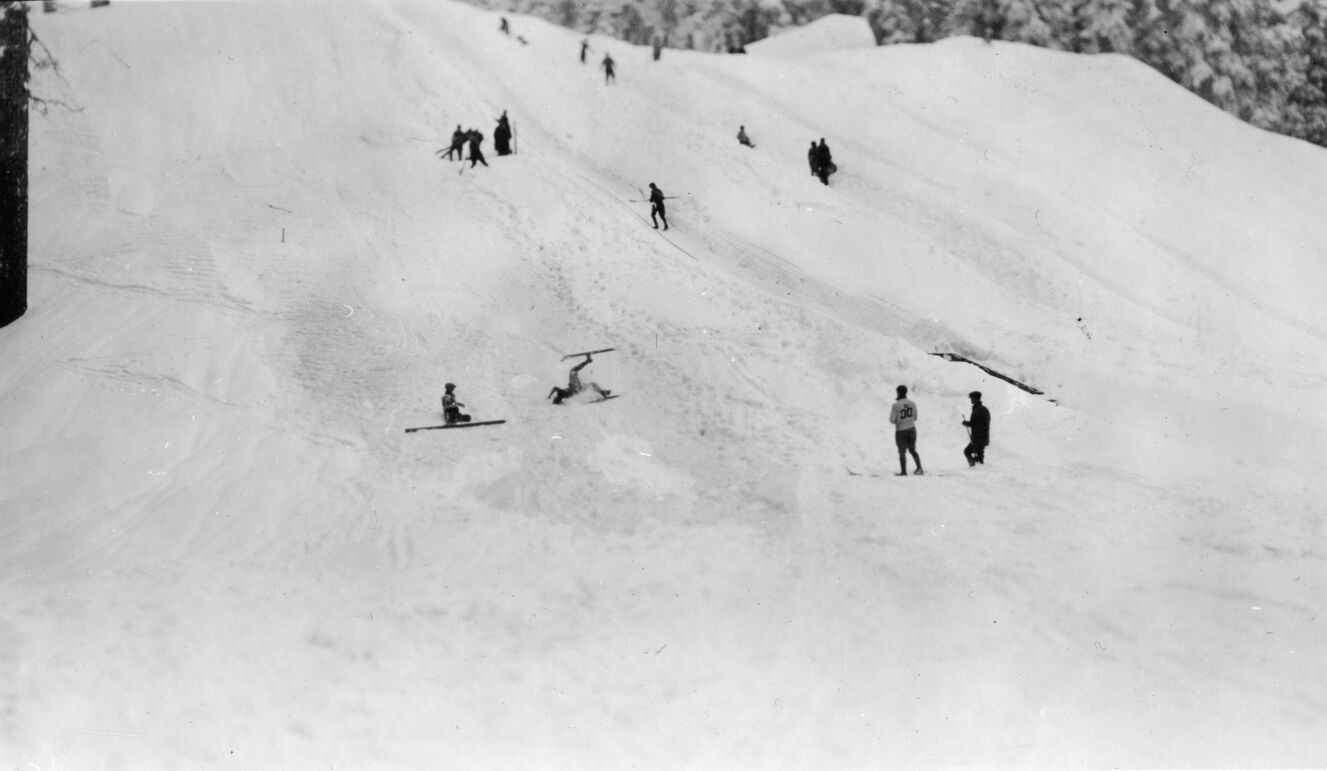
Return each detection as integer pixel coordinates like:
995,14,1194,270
465,0,1327,148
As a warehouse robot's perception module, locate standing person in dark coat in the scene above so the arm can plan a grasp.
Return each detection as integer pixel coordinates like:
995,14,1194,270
499,16,510,34
439,125,466,161
815,138,836,185
962,391,991,466
602,53,616,84
467,129,489,168
807,140,819,177
737,125,754,148
580,38,591,63
648,182,669,230
494,111,512,156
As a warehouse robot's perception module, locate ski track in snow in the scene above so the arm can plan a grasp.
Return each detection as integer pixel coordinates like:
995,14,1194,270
4,1,1327,768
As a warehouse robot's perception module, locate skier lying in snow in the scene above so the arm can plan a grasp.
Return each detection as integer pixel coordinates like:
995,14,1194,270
547,354,611,404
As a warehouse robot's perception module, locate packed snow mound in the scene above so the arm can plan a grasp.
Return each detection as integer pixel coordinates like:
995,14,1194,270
746,14,877,57
6,0,1327,768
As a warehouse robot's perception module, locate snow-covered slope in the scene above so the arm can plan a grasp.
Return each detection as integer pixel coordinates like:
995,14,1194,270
746,14,878,57
4,1,1327,767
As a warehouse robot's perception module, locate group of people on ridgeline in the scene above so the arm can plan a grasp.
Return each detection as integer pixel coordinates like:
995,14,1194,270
888,386,991,476
438,111,514,169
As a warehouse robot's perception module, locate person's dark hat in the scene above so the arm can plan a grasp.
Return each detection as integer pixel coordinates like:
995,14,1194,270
896,385,908,396
445,383,456,390
969,391,982,400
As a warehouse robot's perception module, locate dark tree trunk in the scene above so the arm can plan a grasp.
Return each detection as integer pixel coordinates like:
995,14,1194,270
0,2,28,328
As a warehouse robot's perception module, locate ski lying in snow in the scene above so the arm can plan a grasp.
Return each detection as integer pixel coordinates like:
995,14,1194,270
561,347,615,360
405,420,506,433
846,466,881,478
590,394,621,403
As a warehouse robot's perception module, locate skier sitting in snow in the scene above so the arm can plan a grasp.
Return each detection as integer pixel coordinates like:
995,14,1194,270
737,125,754,148
442,383,471,424
547,354,611,404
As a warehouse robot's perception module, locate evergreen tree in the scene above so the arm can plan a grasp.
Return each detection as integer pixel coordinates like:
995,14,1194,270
0,1,29,328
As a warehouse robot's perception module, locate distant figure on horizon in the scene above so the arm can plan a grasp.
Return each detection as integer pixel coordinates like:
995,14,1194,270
442,383,471,424
602,53,616,84
962,391,991,467
548,354,611,404
814,138,836,185
499,16,509,34
890,385,924,476
652,38,662,61
467,129,489,168
494,111,513,156
737,125,754,148
648,182,669,230
978,0,1004,42
580,38,591,63
807,140,819,177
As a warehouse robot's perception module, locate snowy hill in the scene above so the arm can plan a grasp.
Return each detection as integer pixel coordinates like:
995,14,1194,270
5,1,1327,767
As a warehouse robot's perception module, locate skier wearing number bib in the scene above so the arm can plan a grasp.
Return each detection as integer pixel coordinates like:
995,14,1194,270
889,385,924,476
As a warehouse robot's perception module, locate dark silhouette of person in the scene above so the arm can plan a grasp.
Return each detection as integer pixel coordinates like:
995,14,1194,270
648,183,669,230
652,39,662,61
815,138,836,185
547,354,611,404
738,125,754,148
807,140,819,177
580,38,591,63
963,391,991,466
442,383,471,424
602,53,616,84
494,111,512,156
467,129,489,168
499,16,509,34
439,125,466,161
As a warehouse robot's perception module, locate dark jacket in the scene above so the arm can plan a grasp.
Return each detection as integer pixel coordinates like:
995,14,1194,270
965,404,991,445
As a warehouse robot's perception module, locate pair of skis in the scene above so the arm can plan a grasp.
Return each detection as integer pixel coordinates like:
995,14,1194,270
404,348,618,433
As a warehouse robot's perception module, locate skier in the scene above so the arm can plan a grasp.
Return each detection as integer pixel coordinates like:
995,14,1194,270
467,128,489,168
439,125,466,161
815,138,836,185
494,111,513,156
807,140,819,177
499,16,510,34
648,182,669,230
547,354,611,404
737,125,754,148
962,390,991,467
442,383,471,425
602,53,616,84
652,39,662,61
889,385,924,476
580,38,591,64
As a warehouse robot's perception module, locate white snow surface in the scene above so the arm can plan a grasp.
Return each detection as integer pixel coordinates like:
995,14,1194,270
745,14,877,58
5,1,1327,767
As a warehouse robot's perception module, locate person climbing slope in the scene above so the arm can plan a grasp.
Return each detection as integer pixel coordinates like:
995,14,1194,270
648,182,669,230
